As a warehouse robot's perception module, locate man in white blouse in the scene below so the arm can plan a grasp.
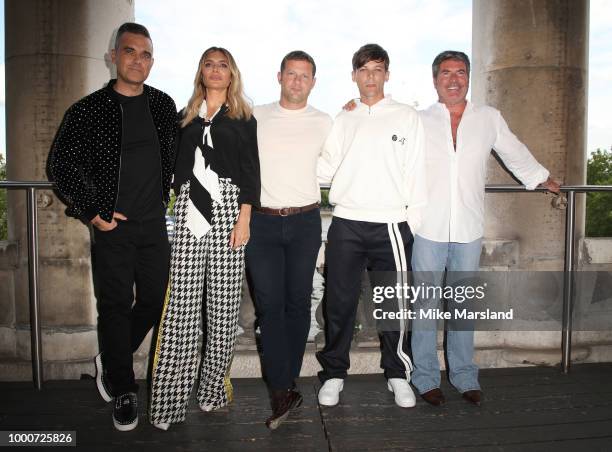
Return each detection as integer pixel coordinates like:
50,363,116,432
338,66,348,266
411,50,560,407
246,50,332,430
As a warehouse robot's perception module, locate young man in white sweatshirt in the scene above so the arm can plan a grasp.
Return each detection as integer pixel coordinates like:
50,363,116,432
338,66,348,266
316,44,427,408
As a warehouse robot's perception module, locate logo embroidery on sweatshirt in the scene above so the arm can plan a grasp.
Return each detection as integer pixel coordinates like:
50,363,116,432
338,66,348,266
391,134,406,145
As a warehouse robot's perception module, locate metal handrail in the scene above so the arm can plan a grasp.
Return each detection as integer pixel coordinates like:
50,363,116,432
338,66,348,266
2,180,612,388
1,181,54,390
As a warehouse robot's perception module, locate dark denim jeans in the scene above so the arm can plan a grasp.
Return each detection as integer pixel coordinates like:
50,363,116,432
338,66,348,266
245,208,322,390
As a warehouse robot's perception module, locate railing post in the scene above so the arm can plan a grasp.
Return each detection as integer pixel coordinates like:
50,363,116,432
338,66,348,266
561,190,576,374
26,187,43,390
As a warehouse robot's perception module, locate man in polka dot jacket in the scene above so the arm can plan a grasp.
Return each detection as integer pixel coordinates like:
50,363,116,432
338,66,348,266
48,22,177,432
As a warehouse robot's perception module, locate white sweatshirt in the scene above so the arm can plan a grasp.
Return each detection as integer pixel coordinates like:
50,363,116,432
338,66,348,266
318,96,427,230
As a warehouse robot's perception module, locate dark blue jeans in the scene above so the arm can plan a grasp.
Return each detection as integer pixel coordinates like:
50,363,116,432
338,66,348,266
246,208,322,391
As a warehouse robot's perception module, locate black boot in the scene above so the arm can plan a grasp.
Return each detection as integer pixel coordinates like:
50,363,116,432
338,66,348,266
265,389,303,430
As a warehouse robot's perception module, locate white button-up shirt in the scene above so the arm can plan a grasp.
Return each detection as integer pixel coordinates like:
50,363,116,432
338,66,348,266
417,101,549,243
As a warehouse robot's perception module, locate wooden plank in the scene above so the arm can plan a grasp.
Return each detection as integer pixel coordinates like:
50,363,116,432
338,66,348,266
324,421,612,451
2,364,612,451
477,363,612,377
318,367,612,450
459,437,612,452
1,378,329,452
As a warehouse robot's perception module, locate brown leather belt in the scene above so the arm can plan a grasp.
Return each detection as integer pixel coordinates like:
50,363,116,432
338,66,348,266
255,202,319,217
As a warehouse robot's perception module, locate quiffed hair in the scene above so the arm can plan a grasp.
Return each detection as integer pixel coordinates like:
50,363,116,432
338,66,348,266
114,22,152,49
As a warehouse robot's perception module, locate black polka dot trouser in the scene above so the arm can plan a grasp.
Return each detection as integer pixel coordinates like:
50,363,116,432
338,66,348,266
150,179,244,425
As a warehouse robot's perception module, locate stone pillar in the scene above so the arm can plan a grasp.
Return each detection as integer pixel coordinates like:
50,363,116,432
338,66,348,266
472,0,589,270
3,0,134,376
471,0,591,358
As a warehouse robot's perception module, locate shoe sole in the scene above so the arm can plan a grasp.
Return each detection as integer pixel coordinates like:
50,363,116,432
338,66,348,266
113,416,138,432
200,403,225,412
292,395,303,409
153,422,169,431
387,382,416,408
266,410,290,430
95,354,113,403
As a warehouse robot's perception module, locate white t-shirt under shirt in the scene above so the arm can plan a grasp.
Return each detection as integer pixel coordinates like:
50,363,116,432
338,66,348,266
253,102,333,208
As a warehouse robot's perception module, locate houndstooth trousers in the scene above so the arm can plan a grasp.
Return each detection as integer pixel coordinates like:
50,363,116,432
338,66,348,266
150,179,244,425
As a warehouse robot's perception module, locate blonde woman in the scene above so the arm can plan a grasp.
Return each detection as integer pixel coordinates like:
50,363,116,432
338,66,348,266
150,47,260,430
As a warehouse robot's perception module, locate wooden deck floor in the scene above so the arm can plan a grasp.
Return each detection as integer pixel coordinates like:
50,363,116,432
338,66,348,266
1,363,612,451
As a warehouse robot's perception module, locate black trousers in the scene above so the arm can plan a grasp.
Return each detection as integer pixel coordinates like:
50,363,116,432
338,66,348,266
246,209,322,391
93,216,170,395
316,216,413,382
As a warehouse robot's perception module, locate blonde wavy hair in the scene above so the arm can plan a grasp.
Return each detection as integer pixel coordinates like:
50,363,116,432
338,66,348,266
181,47,252,128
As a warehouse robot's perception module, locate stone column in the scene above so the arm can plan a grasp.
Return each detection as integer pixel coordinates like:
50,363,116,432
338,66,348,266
471,0,590,360
472,0,589,270
3,0,134,377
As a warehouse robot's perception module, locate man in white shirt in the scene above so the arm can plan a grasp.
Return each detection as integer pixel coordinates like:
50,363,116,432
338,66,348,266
412,50,560,407
316,44,427,408
246,51,332,429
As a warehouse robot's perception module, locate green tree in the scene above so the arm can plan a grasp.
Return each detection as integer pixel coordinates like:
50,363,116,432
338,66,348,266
0,154,7,241
320,188,330,209
586,148,612,237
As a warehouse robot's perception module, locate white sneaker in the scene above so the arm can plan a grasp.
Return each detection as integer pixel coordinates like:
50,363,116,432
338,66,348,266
153,422,169,431
387,378,416,408
318,378,344,406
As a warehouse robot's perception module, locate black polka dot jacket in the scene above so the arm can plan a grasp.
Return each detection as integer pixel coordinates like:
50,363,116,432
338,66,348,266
48,79,177,222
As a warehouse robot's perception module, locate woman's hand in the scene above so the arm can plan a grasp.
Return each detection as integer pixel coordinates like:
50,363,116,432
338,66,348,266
229,204,252,249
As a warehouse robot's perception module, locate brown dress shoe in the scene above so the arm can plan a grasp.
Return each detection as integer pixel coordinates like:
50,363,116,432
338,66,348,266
420,388,445,406
265,389,303,430
462,390,482,406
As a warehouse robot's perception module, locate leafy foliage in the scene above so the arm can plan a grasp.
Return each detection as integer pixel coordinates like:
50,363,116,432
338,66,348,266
320,188,330,209
586,148,612,237
0,155,7,241
166,190,176,216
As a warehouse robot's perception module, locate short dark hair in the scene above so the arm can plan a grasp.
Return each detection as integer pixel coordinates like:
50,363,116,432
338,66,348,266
114,22,152,49
352,44,389,71
432,50,470,78
280,50,317,77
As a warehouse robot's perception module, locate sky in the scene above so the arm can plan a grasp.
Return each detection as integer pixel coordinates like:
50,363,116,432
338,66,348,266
137,0,473,115
0,0,610,159
587,0,612,153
